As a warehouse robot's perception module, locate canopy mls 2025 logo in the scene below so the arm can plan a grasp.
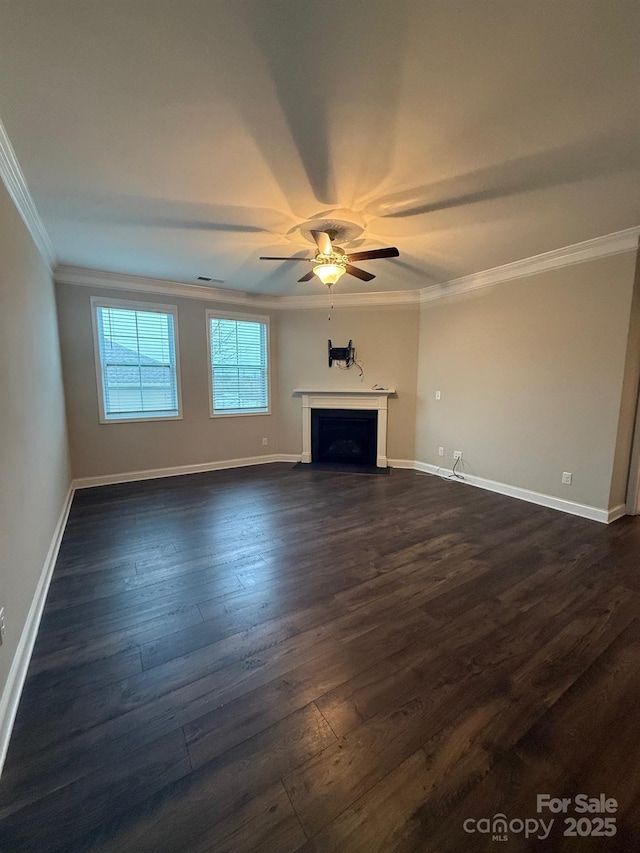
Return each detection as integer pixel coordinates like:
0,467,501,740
463,793,618,842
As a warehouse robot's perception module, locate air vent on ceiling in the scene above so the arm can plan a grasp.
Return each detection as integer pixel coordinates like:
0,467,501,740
197,276,212,282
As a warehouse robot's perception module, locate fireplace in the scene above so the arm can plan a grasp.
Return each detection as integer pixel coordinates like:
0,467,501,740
311,409,378,467
293,388,395,468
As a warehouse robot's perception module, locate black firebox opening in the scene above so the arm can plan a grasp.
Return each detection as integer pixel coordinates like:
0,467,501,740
311,408,378,467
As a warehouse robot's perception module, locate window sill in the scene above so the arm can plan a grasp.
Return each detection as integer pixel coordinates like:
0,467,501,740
210,410,271,419
100,414,183,424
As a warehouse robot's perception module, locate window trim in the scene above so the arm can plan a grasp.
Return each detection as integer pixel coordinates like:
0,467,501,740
91,296,183,424
206,309,271,418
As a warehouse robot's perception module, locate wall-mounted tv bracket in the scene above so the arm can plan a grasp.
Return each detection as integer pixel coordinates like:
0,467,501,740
328,339,355,367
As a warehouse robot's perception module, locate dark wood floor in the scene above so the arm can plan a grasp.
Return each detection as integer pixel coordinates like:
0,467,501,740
1,464,640,852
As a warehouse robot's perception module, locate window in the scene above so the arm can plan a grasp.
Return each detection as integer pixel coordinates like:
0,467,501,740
92,298,181,422
207,312,270,416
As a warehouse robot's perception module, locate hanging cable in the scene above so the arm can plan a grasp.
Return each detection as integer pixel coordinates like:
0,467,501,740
327,285,334,321
448,456,464,481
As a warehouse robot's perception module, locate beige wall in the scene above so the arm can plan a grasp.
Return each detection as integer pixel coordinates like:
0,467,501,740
415,251,638,510
277,305,420,461
56,284,280,479
0,181,71,699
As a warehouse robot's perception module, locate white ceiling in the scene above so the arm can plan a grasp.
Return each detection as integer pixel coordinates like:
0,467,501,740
1,0,639,295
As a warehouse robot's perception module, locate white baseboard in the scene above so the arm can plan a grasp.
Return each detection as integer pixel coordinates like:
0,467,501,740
278,454,302,464
73,454,301,490
388,458,417,470
607,504,627,523
413,461,618,524
0,484,75,778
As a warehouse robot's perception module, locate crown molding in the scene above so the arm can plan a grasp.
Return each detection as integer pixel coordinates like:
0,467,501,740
54,265,420,309
275,289,420,308
420,226,640,304
0,120,56,270
54,226,640,310
54,265,281,308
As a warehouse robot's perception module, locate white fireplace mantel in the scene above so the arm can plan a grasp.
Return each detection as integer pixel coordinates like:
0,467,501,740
293,388,396,468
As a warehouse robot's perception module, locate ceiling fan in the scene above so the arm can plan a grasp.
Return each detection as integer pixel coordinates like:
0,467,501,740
259,230,399,287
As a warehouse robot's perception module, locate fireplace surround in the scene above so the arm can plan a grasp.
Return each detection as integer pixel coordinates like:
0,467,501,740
293,389,396,468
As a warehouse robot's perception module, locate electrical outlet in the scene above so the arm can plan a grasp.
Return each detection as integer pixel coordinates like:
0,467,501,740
435,390,441,400
453,450,462,460
438,446,444,457
262,437,268,446
562,471,572,485
0,607,5,646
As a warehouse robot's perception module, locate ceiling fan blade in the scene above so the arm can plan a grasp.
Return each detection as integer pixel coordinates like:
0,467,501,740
311,230,333,255
259,256,310,261
345,264,375,282
298,270,316,282
346,247,400,262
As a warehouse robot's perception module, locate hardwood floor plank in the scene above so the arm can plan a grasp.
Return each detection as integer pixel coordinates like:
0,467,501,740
73,704,335,853
400,618,640,853
18,646,142,704
141,597,339,671
24,600,204,662
1,624,344,812
319,590,640,853
36,570,245,634
293,748,434,853
9,622,339,760
0,729,190,852
283,583,637,837
177,782,306,853
182,616,435,772
27,602,203,671
44,553,265,610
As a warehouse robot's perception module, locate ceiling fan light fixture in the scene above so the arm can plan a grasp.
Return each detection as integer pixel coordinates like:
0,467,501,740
313,262,346,286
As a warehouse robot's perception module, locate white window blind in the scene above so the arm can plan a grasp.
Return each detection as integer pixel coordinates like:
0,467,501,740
94,303,180,421
209,315,269,414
